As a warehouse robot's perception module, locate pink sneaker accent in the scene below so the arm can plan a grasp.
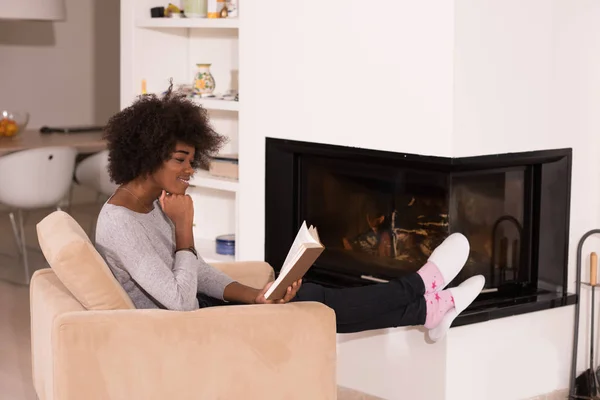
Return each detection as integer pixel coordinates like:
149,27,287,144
423,290,455,329
417,261,444,295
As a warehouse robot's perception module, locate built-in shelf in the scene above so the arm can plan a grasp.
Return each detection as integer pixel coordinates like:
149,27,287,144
190,169,238,192
136,18,239,29
193,97,239,112
196,238,235,264
125,0,241,260
144,94,239,112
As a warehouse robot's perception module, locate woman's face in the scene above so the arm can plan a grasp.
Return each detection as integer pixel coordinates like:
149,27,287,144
151,142,196,195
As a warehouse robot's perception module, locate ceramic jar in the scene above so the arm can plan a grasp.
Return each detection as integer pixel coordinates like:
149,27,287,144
194,64,216,95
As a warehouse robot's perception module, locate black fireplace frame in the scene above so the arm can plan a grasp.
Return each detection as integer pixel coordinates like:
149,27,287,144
265,137,577,326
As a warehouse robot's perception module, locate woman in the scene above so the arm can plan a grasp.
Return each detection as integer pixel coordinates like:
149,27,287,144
95,87,484,342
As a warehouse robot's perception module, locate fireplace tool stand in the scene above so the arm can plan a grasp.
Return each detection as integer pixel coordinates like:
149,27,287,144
569,229,600,399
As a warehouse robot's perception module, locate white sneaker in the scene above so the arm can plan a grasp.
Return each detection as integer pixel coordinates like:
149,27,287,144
428,275,485,342
428,233,470,291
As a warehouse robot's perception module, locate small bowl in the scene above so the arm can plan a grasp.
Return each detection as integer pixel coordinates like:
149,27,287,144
0,110,29,138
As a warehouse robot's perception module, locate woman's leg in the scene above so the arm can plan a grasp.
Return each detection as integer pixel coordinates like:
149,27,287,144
293,275,481,335
292,272,426,326
292,277,427,333
196,292,234,308
291,233,474,334
336,298,426,333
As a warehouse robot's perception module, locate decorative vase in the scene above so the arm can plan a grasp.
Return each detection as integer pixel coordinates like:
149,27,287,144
194,64,216,95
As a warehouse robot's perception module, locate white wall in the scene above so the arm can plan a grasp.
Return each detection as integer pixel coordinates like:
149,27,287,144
240,0,600,399
447,307,575,400
240,1,454,399
239,0,455,262
453,0,556,156
0,0,120,129
450,1,600,398
337,328,446,400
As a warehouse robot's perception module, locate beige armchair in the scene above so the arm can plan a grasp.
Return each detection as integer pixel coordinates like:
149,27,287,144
31,211,337,400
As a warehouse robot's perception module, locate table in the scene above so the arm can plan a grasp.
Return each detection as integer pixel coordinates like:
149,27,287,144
0,130,106,157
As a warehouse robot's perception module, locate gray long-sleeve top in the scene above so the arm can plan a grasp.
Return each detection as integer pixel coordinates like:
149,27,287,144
94,201,235,311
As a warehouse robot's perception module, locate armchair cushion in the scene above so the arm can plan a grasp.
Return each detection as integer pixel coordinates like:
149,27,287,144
36,211,135,311
53,303,337,400
30,269,337,400
210,261,275,289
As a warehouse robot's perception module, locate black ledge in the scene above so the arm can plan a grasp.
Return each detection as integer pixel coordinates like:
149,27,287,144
453,291,577,328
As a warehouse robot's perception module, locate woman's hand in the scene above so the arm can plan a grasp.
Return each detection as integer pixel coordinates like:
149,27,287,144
159,190,194,228
254,279,302,304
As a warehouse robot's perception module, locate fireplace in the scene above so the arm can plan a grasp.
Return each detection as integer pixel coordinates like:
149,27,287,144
265,138,577,325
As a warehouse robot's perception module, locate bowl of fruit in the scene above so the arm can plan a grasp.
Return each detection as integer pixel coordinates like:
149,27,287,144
0,110,29,138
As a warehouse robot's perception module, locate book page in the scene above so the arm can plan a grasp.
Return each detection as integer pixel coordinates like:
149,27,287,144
309,226,321,243
264,246,307,299
280,221,306,268
264,242,324,300
264,223,324,300
280,221,314,274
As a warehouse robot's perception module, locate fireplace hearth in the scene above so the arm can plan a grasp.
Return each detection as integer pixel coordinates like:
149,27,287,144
265,138,577,326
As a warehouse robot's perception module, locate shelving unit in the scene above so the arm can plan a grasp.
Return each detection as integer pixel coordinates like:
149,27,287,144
196,238,235,264
145,95,239,112
193,97,239,112
136,17,239,29
190,169,238,192
121,0,241,262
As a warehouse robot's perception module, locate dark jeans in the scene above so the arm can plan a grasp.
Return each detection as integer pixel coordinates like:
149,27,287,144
197,272,427,333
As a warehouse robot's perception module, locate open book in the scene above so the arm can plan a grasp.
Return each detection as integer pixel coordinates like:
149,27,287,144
264,221,325,300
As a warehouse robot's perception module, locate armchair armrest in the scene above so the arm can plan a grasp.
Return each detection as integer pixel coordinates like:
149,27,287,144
30,269,86,400
52,302,337,400
210,261,275,289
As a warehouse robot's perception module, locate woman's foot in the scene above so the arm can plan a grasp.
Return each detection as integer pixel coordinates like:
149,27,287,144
427,275,485,342
423,289,455,329
417,233,470,295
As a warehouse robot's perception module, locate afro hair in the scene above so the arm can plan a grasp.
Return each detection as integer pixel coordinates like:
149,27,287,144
103,83,226,185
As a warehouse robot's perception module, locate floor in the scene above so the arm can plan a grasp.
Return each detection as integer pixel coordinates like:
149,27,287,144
0,200,382,400
0,278,36,400
0,200,101,400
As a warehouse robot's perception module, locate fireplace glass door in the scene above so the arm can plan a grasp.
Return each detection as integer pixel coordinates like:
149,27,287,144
301,156,532,291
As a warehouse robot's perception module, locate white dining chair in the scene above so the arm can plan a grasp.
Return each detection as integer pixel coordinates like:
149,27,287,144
70,149,117,240
0,146,77,283
74,150,117,198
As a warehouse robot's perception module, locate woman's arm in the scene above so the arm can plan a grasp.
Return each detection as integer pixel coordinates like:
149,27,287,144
195,257,236,300
223,280,303,304
161,192,236,301
223,282,260,304
103,214,199,311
